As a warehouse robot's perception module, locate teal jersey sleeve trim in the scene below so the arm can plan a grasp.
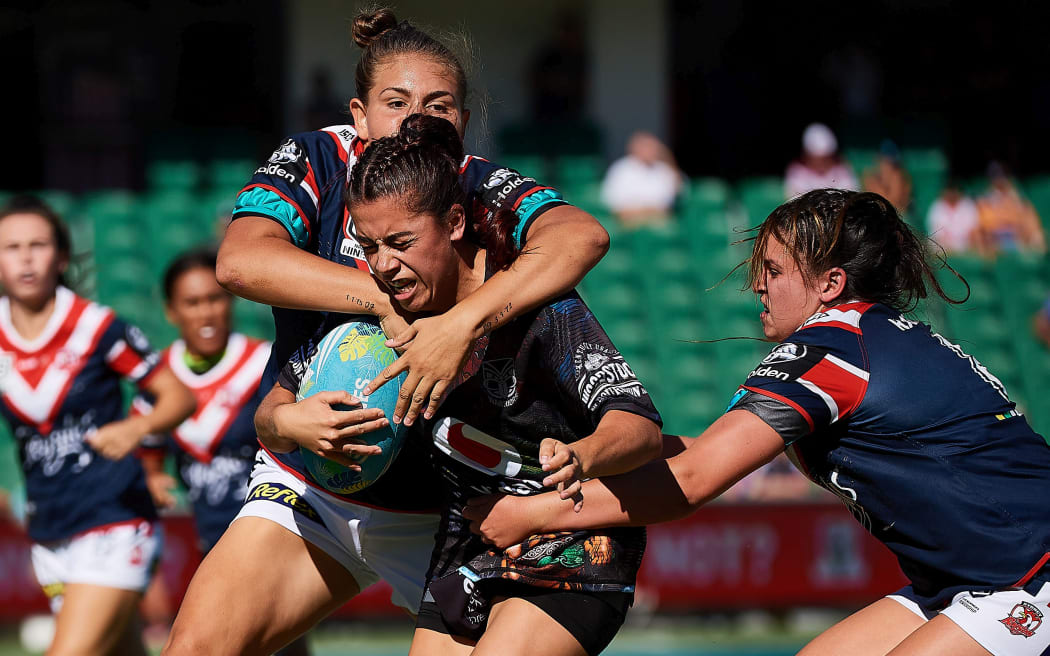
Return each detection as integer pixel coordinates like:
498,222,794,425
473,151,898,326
233,187,310,249
512,188,566,249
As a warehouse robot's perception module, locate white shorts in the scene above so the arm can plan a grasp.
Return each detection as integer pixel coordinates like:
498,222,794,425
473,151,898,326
890,581,1050,656
233,449,439,612
31,519,162,613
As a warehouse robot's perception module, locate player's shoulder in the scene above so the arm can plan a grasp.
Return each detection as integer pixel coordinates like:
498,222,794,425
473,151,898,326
271,125,357,161
786,301,884,369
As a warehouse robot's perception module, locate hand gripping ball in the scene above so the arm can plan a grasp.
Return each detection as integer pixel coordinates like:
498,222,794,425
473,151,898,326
296,319,407,494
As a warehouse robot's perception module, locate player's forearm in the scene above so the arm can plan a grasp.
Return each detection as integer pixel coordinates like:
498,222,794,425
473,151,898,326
573,410,663,480
455,206,609,338
217,220,395,316
529,457,700,532
139,370,196,435
254,384,297,453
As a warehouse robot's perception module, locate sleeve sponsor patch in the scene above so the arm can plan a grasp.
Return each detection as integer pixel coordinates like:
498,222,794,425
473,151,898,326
742,341,869,430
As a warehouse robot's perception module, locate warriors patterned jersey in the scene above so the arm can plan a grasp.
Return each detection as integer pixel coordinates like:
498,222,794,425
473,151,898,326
232,124,568,388
137,334,270,549
0,287,160,542
730,301,1050,600
424,292,660,605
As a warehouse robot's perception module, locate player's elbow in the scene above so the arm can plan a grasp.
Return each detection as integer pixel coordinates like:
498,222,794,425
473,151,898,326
215,246,252,296
578,217,610,264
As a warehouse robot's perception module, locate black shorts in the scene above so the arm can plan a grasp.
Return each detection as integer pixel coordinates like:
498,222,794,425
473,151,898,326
416,582,633,656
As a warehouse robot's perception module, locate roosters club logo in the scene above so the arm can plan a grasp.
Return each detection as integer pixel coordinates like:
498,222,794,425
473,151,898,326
1000,601,1043,638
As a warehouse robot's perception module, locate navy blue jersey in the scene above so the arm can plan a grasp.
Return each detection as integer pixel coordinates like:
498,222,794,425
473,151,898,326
137,334,270,550
0,287,160,542
233,125,569,512
731,301,1050,599
425,292,661,594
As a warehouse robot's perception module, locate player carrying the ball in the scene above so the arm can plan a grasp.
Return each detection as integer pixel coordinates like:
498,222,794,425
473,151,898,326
336,114,663,656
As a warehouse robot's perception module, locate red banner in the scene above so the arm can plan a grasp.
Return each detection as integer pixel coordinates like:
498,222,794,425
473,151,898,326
0,503,906,620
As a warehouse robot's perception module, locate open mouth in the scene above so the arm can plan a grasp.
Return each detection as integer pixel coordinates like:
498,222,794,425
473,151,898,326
198,325,218,339
387,278,416,299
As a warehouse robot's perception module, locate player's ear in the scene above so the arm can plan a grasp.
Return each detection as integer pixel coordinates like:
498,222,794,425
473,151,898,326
349,98,369,142
819,267,847,304
446,204,467,241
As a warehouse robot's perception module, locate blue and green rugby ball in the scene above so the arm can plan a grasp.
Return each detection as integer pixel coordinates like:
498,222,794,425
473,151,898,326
296,319,407,494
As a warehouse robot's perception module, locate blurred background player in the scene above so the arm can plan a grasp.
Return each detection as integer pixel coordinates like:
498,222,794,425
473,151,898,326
784,122,858,198
0,196,194,655
469,189,1050,656
164,8,610,655
600,130,683,229
135,249,312,654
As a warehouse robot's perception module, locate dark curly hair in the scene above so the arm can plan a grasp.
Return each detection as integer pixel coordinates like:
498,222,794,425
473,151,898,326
746,189,966,311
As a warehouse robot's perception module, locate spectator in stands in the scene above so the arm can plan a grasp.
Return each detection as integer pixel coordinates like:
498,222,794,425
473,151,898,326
927,181,980,253
784,123,858,198
976,162,1045,255
862,140,912,212
600,131,683,228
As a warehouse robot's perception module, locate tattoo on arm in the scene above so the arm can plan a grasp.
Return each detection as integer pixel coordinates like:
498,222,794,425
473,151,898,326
346,295,376,312
483,301,514,333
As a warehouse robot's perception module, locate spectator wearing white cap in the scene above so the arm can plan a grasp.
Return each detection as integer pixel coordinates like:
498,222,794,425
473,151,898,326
784,122,858,198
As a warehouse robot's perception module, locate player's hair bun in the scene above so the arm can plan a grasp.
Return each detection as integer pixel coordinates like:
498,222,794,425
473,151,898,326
351,7,399,49
398,114,464,164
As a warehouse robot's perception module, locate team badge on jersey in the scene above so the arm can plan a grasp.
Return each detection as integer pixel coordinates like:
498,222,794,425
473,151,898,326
1000,601,1043,637
480,358,519,407
268,139,301,165
761,343,807,364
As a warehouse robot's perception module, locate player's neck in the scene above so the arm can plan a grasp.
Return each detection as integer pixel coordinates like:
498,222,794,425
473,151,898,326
452,244,487,304
8,292,58,341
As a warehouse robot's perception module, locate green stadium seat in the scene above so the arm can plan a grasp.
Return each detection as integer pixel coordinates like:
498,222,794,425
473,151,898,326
500,155,548,180
737,177,784,224
553,155,604,188
207,159,258,196
901,148,948,178
844,149,879,178
147,160,201,191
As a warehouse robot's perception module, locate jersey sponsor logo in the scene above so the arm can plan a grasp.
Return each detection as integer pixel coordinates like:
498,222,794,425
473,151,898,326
761,343,807,364
20,411,97,477
268,139,301,165
573,343,646,411
245,481,320,521
479,168,538,208
480,358,519,407
254,163,298,184
432,417,524,478
748,366,791,381
181,454,251,506
340,238,366,261
1000,601,1043,637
